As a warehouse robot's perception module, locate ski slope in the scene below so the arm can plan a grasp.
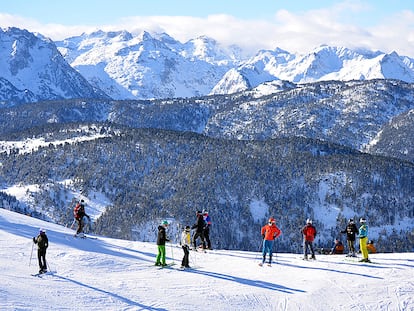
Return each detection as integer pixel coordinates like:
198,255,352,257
0,208,413,311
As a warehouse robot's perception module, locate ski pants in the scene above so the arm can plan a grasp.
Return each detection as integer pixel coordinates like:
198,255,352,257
181,245,190,267
193,231,205,249
262,240,274,263
359,237,368,260
347,239,356,253
156,245,167,265
37,248,47,270
303,240,315,257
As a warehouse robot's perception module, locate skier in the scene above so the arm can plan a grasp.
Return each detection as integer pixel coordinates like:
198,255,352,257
33,228,49,274
259,217,282,266
180,226,191,269
202,210,212,250
341,218,358,257
330,238,344,254
358,218,370,262
302,218,317,260
74,199,90,237
191,211,206,250
155,220,170,266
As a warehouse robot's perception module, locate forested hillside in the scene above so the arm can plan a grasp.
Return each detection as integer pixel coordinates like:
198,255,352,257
1,124,412,252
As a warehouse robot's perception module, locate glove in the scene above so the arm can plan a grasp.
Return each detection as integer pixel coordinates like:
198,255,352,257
262,234,265,239
33,237,36,243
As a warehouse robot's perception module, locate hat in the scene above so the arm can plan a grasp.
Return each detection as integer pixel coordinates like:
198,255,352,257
184,226,191,232
268,217,275,223
349,218,354,223
202,210,208,215
359,218,366,223
306,218,312,224
196,211,202,214
161,220,169,226
39,228,46,233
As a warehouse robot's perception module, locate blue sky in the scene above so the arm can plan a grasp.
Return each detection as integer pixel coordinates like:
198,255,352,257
1,0,413,56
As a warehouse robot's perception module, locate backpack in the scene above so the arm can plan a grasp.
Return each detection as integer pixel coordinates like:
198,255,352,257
74,202,83,220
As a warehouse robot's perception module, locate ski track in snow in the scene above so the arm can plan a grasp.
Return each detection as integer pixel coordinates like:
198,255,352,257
0,208,413,311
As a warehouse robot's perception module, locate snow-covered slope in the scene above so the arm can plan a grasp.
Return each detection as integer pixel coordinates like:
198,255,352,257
0,27,108,106
56,30,235,100
1,208,413,311
211,45,414,95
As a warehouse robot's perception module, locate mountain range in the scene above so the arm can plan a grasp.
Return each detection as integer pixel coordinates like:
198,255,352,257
1,27,414,104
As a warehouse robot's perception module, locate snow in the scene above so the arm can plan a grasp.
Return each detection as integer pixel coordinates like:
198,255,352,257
1,208,413,311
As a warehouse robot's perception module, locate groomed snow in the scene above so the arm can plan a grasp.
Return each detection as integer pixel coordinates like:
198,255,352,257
1,208,413,311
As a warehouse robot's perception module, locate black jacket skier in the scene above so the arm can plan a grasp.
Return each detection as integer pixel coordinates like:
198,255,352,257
341,219,358,255
191,211,206,249
33,228,48,273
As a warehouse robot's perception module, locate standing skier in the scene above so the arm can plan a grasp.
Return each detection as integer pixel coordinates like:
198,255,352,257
155,220,170,266
302,219,317,260
33,228,49,274
259,217,282,266
358,218,370,262
74,199,90,237
180,226,191,269
341,218,358,257
191,211,206,250
202,210,212,250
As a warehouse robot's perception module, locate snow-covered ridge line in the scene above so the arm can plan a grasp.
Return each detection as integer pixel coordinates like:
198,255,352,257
0,133,111,155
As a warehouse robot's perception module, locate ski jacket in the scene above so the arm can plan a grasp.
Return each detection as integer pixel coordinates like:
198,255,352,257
191,214,205,233
157,225,169,245
261,223,281,241
358,224,368,238
341,223,358,241
203,214,212,227
33,232,49,249
74,203,89,221
302,224,317,242
180,231,191,247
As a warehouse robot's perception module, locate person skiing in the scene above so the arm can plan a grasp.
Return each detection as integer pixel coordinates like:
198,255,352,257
202,210,212,250
33,228,49,274
180,226,191,269
302,218,317,260
358,218,370,262
341,218,358,257
74,199,90,237
191,211,206,250
259,217,282,266
155,220,170,266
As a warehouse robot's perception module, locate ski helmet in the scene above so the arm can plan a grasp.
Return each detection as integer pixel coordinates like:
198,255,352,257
162,220,169,226
306,218,312,224
359,218,366,223
39,228,46,233
268,217,275,224
185,226,191,232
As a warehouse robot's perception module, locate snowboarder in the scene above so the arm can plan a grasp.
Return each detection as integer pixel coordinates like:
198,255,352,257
341,218,358,257
302,218,317,260
33,228,49,274
358,218,370,262
191,211,206,250
180,225,191,268
155,220,170,266
202,210,212,250
330,238,344,254
259,217,282,266
74,199,90,237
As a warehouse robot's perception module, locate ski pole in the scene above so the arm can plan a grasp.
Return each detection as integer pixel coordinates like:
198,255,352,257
170,242,175,264
29,242,34,266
